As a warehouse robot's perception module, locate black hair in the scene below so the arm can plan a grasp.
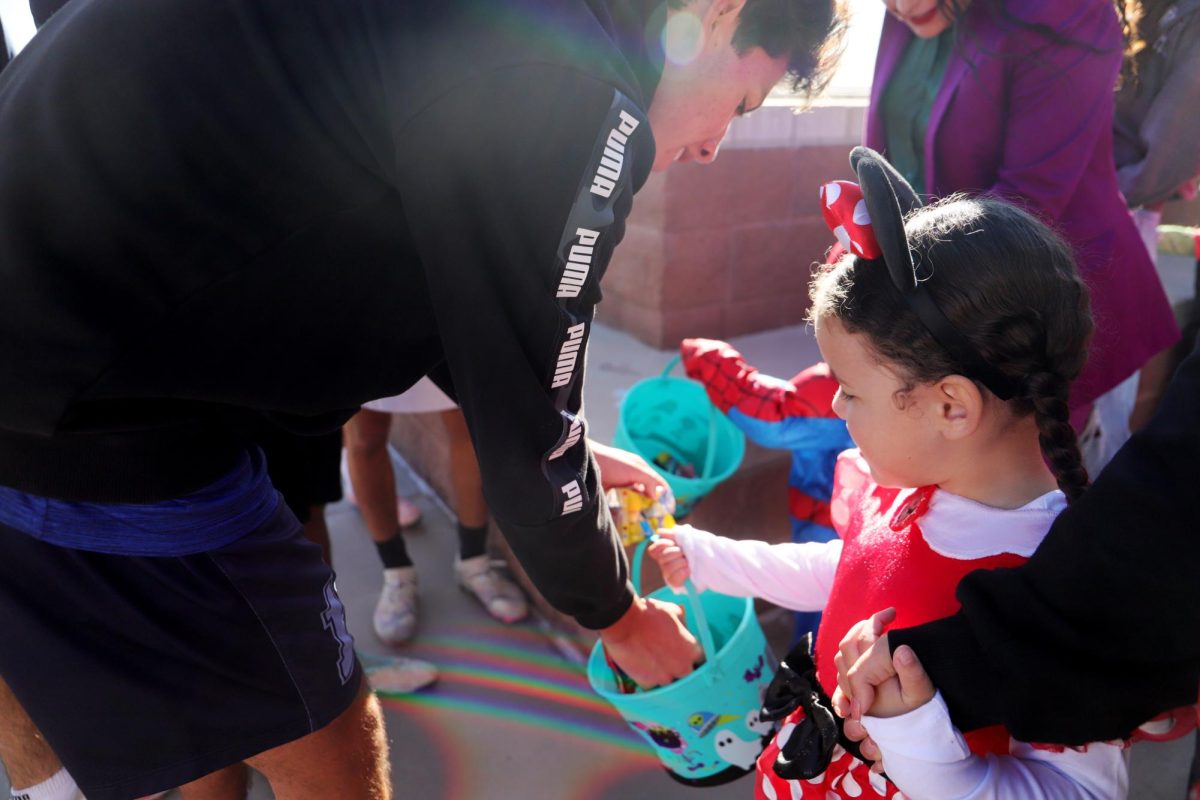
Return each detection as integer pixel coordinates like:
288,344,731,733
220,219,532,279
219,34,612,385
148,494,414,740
809,196,1094,502
1118,0,1172,85
666,0,849,98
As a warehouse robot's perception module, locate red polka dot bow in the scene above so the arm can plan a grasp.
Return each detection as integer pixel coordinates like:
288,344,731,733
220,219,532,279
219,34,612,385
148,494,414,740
819,180,881,260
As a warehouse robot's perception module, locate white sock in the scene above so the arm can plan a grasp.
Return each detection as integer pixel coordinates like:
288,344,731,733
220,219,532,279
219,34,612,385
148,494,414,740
9,768,84,800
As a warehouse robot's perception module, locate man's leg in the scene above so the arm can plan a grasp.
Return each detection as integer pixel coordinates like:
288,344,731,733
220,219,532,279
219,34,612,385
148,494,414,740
3,676,252,800
0,676,64,791
246,685,389,800
176,764,249,800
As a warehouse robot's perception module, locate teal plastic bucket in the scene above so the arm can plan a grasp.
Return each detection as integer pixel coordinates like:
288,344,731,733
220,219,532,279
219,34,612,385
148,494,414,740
587,537,776,786
613,356,745,516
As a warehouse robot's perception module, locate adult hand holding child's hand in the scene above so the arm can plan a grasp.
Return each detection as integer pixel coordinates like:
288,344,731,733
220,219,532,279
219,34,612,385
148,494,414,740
832,608,897,719
833,609,938,773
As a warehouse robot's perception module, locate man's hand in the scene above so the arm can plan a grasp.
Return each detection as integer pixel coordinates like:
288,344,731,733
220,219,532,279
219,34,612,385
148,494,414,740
590,439,673,511
646,529,690,589
832,608,897,719
599,595,702,689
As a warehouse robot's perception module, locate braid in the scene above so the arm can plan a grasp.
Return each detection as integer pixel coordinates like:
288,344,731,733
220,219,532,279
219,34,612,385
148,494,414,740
1027,371,1090,503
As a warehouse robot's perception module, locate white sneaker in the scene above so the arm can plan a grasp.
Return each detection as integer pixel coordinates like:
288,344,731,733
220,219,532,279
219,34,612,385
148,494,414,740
455,555,529,624
374,567,419,644
364,656,438,694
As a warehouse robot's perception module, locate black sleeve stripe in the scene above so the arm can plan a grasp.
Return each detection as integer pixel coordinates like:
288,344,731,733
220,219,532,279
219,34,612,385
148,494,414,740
540,89,648,518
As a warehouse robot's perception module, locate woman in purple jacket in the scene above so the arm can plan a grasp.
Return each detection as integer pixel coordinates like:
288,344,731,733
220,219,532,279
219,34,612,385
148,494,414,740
867,0,1179,470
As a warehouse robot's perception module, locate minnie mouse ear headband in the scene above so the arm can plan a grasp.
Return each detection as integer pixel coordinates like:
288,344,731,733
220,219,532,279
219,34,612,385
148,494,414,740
820,146,1020,401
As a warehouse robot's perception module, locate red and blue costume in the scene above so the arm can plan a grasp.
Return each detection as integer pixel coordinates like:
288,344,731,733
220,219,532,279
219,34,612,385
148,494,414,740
681,338,852,638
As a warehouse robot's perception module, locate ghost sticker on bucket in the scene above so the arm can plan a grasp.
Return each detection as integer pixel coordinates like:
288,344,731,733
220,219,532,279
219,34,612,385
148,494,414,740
715,729,764,771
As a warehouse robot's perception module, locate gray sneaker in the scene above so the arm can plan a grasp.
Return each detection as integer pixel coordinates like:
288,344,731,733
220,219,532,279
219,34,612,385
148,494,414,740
363,655,438,695
373,567,419,644
454,555,529,624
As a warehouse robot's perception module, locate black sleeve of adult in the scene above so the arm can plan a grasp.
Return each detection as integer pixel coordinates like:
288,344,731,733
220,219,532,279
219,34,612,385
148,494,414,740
394,65,654,629
891,337,1200,745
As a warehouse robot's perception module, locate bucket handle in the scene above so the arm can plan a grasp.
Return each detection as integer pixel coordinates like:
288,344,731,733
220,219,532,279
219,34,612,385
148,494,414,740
630,525,718,685
660,355,720,479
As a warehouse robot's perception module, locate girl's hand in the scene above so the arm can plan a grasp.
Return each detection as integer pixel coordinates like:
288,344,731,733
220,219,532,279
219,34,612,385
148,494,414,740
647,530,690,589
832,608,897,718
860,646,936,720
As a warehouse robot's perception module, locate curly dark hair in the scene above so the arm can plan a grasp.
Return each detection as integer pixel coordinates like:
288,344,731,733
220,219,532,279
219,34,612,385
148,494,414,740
666,0,848,98
1118,0,1173,85
809,196,1095,502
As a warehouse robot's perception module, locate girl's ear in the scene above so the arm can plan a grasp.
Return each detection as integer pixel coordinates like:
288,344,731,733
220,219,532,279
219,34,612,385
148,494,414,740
933,375,983,440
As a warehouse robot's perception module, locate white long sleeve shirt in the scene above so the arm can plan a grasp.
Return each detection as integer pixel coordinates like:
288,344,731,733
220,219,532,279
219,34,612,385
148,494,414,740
668,480,1128,799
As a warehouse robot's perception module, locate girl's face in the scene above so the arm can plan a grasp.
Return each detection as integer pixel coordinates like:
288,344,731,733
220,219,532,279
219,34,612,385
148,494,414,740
815,316,948,489
881,0,964,38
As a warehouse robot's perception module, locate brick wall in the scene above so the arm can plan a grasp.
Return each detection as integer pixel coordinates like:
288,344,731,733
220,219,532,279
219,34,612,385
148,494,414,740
600,104,864,348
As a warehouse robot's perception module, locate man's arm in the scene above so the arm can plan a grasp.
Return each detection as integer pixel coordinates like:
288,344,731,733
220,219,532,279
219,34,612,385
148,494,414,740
888,338,1200,744
394,65,700,684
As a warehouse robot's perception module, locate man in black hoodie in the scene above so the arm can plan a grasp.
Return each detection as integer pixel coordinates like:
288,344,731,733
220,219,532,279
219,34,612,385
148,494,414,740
0,1,842,797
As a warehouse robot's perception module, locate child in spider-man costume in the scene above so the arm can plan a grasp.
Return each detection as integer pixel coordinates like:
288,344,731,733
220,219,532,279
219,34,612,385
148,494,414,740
680,338,852,639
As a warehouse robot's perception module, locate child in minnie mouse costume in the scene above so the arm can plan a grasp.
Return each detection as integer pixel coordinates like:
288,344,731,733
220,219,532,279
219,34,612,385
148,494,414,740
650,147,1130,798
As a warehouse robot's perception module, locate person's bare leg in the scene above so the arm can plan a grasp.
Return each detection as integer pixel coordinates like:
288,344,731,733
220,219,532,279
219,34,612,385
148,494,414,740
247,685,389,800
344,410,400,545
0,676,62,790
301,504,332,566
442,409,487,528
177,763,249,800
444,408,527,622
345,409,423,643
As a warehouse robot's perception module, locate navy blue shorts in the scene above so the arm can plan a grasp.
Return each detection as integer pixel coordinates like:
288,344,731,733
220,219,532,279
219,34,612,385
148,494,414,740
0,501,362,800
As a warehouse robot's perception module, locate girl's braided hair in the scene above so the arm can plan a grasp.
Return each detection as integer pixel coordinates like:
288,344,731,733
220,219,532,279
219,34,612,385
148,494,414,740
809,196,1094,502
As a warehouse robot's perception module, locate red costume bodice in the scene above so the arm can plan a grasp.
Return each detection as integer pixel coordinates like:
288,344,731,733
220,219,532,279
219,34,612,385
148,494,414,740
756,453,1029,800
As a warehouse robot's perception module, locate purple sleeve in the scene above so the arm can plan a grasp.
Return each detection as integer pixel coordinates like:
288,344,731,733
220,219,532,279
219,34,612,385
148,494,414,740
987,2,1123,220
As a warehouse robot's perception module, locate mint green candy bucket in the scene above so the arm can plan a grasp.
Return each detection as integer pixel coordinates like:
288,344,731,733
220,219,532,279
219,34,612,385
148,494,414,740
587,537,775,786
613,356,745,516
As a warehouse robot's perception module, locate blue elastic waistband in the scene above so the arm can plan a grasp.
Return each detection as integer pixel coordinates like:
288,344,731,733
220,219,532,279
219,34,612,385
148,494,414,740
0,448,280,556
